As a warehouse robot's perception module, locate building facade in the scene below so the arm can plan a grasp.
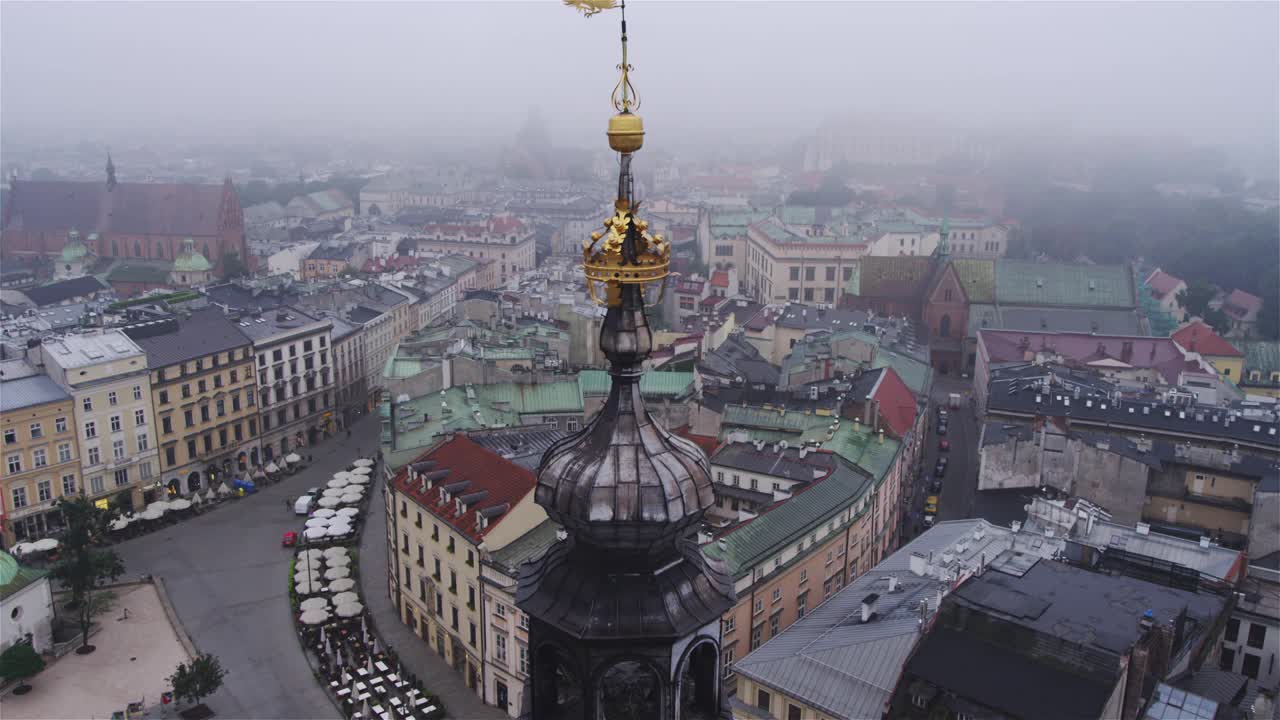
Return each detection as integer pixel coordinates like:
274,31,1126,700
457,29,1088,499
415,217,536,287
1,365,81,548
241,308,336,461
127,310,260,494
38,330,160,511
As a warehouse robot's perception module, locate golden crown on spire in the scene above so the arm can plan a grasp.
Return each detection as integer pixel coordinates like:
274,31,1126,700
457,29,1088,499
582,199,669,306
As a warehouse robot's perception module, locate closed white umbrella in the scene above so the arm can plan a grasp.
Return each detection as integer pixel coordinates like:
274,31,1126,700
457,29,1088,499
31,538,59,552
285,453,302,464
335,601,364,618
352,458,374,468
304,517,330,529
332,591,360,606
326,553,351,567
351,466,372,476
317,496,341,508
327,578,356,592
304,527,328,541
169,498,192,511
217,482,232,496
205,488,218,502
322,546,348,559
189,492,203,505
327,478,350,489
313,508,337,518
300,597,330,612
324,566,351,581
299,608,330,625
322,487,345,497
265,462,280,473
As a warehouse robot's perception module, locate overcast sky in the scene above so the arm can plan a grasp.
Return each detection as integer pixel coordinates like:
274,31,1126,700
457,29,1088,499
2,1,1276,152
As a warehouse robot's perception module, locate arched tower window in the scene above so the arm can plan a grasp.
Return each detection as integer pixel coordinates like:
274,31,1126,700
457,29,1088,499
940,314,952,338
156,242,165,258
679,640,720,719
598,660,662,720
134,240,142,257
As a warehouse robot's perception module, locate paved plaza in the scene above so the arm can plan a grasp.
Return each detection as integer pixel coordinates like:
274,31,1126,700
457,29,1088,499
2,583,190,720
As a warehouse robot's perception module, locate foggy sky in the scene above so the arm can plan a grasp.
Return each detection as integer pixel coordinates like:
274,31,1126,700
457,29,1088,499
2,1,1276,152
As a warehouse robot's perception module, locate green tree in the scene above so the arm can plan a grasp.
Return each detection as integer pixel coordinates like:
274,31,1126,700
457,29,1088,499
1202,308,1232,335
1177,281,1217,319
49,497,125,655
0,643,46,694
221,250,249,279
169,654,227,708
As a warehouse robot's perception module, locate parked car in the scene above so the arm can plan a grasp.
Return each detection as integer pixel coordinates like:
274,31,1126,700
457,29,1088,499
925,496,939,514
930,479,942,493
923,513,935,527
937,423,948,436
938,439,950,451
935,458,948,477
281,531,299,547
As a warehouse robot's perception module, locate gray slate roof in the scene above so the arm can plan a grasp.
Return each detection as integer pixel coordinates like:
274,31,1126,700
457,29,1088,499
127,308,251,369
0,373,71,412
732,520,1027,720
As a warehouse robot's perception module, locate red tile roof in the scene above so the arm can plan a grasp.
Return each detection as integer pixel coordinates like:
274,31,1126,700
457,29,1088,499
674,427,720,457
5,179,233,236
1172,320,1242,357
869,366,918,438
1144,269,1184,299
978,329,1197,385
710,270,730,288
391,435,536,542
1223,289,1262,320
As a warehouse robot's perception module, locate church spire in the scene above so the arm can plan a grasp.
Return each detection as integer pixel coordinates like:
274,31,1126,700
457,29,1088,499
517,4,735,718
105,152,117,191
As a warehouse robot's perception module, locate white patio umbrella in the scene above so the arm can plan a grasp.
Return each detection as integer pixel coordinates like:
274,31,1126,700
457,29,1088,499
299,608,330,625
148,500,171,512
300,597,330,612
352,458,374,468
326,521,353,533
335,601,364,618
298,548,326,563
139,507,165,521
332,591,360,606
326,553,351,567
265,462,280,473
304,527,328,541
10,542,35,556
295,578,323,595
327,478,350,489
169,498,192,511
31,538,59,552
305,517,331,529
322,487,345,497
317,496,341,508
327,578,356,592
338,494,361,505
313,508,337,518
325,525,351,538
217,482,232,496
285,452,302,464
324,566,351,581
336,507,360,517
322,546,348,559
351,466,372,476
332,471,356,481
346,475,369,485
109,517,131,531
295,570,323,585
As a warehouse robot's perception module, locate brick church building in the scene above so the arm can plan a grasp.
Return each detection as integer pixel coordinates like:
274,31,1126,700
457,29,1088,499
1,157,248,277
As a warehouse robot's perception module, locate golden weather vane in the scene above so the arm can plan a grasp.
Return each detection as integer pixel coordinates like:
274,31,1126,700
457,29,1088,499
565,0,669,308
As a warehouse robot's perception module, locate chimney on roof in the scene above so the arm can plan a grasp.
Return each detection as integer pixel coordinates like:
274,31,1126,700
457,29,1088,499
909,552,927,576
860,593,880,623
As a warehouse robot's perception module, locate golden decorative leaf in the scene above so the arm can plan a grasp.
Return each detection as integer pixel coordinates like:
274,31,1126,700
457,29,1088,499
563,0,618,17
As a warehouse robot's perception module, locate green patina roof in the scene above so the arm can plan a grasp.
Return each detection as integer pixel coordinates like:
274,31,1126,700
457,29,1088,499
702,459,874,578
723,404,834,434
382,386,523,468
477,381,582,415
101,259,174,284
577,370,696,399
490,519,562,574
709,210,770,238
995,260,1135,308
951,258,995,303
173,240,214,273
383,351,436,380
1241,341,1280,387
0,552,48,601
721,406,900,482
820,423,902,481
61,239,89,263
871,348,933,396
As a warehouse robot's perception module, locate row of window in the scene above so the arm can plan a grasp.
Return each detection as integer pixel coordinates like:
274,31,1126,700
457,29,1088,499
10,462,152,509
83,409,147,439
787,265,852,283
83,433,150,467
156,348,251,382
156,367,250,403
257,336,328,368
162,419,258,468
81,385,144,412
160,391,254,434
6,442,76,474
3,416,74,445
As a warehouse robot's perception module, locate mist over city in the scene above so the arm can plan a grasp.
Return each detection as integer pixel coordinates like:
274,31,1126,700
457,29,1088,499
0,3,1278,720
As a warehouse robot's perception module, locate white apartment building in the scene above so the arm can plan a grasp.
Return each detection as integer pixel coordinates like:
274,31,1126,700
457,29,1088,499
239,307,336,461
39,330,161,510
